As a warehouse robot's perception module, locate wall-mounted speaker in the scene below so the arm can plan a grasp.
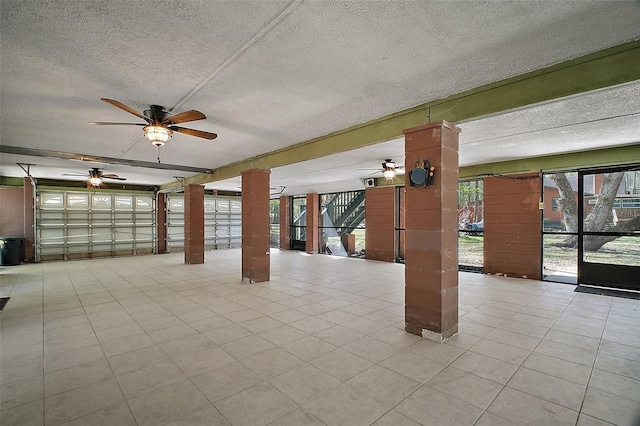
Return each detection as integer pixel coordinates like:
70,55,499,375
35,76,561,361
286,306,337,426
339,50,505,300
364,178,375,188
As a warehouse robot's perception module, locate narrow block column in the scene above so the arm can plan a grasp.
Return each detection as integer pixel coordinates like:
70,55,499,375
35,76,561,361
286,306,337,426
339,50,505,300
279,195,290,250
484,173,542,279
156,192,167,254
242,169,270,283
305,193,319,254
23,177,35,262
184,184,205,264
365,187,396,262
403,120,461,341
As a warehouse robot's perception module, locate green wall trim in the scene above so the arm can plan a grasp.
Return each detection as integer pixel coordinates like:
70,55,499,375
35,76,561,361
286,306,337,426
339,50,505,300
0,177,26,187
165,40,640,189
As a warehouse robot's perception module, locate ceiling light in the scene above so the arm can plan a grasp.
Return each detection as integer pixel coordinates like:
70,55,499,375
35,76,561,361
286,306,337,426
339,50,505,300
89,177,102,187
382,168,396,180
143,125,172,146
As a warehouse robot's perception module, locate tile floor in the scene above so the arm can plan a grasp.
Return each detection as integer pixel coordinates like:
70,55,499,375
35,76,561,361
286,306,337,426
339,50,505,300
1,249,639,426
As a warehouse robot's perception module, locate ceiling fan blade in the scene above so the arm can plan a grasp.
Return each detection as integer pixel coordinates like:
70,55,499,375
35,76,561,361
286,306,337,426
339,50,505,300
89,122,146,126
62,171,87,176
169,126,217,140
102,175,127,181
163,110,206,125
101,98,149,122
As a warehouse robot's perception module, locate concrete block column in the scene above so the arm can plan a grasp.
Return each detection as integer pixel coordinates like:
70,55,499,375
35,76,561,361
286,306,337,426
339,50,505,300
184,184,205,264
156,192,167,254
279,195,290,250
365,187,396,262
403,120,461,341
305,193,320,254
242,169,270,283
23,177,35,263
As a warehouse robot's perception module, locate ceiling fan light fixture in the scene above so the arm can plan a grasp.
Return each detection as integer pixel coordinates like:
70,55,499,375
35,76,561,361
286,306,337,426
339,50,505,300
89,176,102,187
143,125,172,146
382,168,396,180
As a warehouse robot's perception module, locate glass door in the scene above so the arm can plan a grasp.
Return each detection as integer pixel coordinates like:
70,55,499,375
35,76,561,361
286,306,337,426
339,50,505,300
578,166,640,290
290,196,306,250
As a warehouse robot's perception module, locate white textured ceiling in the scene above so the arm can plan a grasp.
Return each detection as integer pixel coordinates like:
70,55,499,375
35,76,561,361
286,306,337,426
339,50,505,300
1,0,639,192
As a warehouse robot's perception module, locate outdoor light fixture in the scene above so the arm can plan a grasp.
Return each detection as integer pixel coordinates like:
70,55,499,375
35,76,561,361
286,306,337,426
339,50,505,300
409,160,435,188
143,125,173,146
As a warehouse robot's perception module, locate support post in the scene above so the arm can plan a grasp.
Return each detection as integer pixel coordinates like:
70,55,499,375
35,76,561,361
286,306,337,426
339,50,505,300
184,184,205,264
242,169,271,283
403,120,461,341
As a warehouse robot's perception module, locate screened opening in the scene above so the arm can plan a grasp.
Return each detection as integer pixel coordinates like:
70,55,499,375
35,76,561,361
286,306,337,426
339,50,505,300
458,179,484,272
319,190,365,257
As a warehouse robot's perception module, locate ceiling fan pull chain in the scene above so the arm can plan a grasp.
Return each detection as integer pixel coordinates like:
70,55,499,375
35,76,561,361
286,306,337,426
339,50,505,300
157,146,161,164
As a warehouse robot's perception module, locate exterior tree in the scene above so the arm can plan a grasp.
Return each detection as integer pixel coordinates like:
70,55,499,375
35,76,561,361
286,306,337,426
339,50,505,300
551,171,640,251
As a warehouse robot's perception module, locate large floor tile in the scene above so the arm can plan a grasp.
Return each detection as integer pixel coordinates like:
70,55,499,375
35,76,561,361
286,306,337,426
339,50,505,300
588,369,640,402
44,358,114,397
191,361,263,403
44,378,124,426
487,387,579,425
171,346,236,377
303,384,389,426
506,367,586,410
425,365,503,409
107,345,169,376
371,409,421,426
1,375,43,411
581,387,640,426
379,348,448,383
310,348,374,381
282,335,336,361
346,365,420,407
522,352,592,385
116,359,187,400
0,399,44,426
267,408,325,426
55,402,136,426
269,365,341,405
215,382,297,426
161,405,230,426
127,379,210,426
395,385,483,426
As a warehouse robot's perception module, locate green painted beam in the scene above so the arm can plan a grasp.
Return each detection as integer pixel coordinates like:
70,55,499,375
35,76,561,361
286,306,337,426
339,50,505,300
165,40,640,189
0,176,25,187
459,145,640,179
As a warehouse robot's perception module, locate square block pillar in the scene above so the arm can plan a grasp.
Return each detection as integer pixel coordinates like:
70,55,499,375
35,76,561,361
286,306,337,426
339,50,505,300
156,192,167,254
23,177,35,263
184,184,205,264
305,193,320,254
279,195,290,250
403,120,461,342
242,169,271,283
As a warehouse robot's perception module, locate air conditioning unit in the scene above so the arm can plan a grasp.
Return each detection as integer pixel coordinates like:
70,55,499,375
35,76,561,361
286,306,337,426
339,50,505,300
364,178,375,188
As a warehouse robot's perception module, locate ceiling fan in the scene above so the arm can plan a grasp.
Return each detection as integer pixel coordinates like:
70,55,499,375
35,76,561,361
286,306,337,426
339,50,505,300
359,159,405,180
63,167,126,188
91,98,217,146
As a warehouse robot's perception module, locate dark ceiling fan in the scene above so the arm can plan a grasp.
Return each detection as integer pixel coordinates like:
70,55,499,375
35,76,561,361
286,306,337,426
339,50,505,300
90,98,217,146
359,159,404,180
63,167,126,188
